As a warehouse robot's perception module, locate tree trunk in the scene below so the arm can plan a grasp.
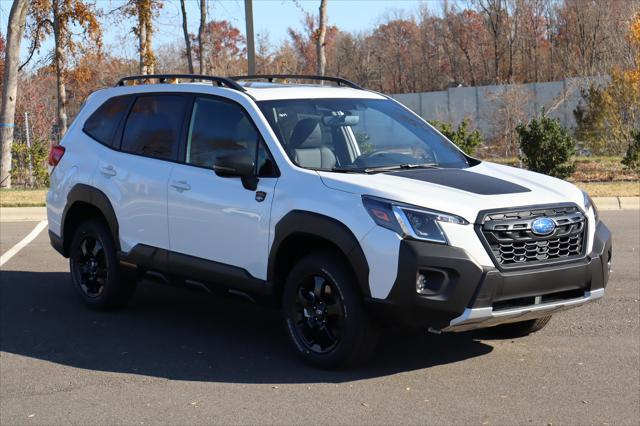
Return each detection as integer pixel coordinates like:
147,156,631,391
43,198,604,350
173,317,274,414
180,0,194,74
138,3,147,74
198,0,207,75
316,0,328,76
144,8,154,74
53,0,68,139
136,0,154,75
0,0,29,188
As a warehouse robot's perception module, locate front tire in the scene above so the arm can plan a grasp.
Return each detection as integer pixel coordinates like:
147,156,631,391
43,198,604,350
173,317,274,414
69,218,136,310
282,252,379,369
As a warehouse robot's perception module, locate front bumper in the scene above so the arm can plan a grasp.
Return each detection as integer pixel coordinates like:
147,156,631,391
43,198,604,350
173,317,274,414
443,287,604,332
366,221,612,331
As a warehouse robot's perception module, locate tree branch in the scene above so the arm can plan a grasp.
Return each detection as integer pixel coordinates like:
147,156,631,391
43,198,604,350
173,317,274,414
18,19,53,71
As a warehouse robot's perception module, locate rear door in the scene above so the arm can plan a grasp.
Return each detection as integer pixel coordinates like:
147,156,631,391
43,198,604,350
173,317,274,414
167,95,279,281
93,93,190,253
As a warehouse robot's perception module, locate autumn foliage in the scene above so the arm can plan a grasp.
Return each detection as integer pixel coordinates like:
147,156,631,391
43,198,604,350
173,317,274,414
3,0,639,186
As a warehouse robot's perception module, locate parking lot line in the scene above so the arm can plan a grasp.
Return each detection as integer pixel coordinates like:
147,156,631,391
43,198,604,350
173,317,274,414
0,220,48,267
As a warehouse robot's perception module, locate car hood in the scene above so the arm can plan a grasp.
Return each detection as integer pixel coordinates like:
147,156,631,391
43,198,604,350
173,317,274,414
317,161,585,224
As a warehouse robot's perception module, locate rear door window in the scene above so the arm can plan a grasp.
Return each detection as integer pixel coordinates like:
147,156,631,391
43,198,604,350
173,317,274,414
83,95,132,147
121,95,189,161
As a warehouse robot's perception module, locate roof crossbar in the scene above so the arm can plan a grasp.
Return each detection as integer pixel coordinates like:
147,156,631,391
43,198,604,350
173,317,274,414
229,74,364,90
115,74,246,92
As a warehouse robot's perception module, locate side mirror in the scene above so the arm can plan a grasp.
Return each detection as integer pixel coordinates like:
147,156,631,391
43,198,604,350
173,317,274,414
214,153,258,190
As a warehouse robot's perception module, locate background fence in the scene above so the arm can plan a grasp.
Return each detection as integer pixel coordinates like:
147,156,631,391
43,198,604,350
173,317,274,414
390,76,609,141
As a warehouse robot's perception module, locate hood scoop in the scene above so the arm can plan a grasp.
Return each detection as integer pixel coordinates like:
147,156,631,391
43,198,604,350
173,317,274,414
387,168,531,195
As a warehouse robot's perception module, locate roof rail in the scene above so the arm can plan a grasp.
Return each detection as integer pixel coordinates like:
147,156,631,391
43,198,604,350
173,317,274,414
229,74,364,90
115,74,246,92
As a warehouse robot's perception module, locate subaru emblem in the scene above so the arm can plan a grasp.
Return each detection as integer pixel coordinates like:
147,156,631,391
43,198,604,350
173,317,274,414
531,217,556,236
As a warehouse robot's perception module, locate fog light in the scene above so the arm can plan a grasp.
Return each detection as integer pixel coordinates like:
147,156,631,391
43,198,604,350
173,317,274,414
416,274,427,294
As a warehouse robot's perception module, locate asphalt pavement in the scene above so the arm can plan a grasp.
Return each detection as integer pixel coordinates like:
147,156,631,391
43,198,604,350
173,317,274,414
0,211,638,425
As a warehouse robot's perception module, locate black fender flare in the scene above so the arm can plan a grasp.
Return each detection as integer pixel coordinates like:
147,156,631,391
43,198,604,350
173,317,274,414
61,184,120,253
268,210,371,298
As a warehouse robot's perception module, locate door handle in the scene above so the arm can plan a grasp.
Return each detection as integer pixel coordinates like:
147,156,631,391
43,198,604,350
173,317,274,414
100,165,117,177
170,180,191,192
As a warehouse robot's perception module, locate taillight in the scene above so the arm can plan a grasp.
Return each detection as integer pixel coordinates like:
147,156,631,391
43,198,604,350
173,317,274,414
48,145,65,166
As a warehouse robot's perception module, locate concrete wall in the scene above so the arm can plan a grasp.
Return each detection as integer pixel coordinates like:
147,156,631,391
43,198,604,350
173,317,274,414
390,77,609,139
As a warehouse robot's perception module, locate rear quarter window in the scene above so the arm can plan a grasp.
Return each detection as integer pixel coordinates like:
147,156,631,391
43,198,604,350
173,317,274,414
83,95,132,147
120,95,189,161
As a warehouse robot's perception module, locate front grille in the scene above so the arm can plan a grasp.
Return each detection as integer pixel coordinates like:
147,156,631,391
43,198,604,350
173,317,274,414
480,205,587,267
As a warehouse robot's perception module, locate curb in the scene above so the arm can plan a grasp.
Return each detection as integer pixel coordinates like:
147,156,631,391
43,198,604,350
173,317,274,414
593,197,639,211
0,207,47,222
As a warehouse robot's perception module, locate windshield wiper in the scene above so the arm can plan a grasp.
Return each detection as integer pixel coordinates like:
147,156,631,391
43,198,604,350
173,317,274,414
330,166,368,173
362,163,441,174
329,163,441,174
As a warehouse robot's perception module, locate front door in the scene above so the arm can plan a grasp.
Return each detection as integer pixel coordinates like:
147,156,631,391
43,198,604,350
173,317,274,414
167,96,279,281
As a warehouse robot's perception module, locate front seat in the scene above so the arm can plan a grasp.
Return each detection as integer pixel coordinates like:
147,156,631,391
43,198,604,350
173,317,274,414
288,118,336,169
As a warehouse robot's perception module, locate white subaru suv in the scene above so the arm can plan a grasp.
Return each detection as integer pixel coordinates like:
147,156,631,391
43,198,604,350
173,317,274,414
47,74,612,368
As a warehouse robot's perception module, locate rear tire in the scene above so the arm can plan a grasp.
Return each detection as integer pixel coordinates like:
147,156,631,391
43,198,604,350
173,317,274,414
282,252,379,369
69,218,136,310
491,315,552,337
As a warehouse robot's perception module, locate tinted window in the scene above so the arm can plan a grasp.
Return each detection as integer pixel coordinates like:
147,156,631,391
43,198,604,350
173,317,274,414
121,95,188,160
187,97,276,176
256,140,277,177
83,96,131,146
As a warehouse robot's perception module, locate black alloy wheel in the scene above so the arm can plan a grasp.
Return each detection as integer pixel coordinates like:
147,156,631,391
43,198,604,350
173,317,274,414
72,236,108,298
69,218,136,309
283,252,379,368
292,274,345,354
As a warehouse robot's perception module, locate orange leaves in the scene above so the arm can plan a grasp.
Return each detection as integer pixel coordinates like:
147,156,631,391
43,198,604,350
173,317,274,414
628,14,640,84
631,14,640,44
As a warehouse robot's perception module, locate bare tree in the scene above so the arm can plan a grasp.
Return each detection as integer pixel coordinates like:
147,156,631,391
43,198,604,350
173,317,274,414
486,84,531,157
52,0,68,136
0,0,29,188
180,0,194,73
198,0,207,75
316,0,328,76
477,0,507,83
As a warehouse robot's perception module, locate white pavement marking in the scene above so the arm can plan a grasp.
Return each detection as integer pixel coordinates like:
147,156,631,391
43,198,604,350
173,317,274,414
0,220,48,267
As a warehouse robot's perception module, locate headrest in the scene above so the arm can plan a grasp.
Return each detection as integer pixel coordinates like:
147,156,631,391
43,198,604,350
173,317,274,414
289,118,323,149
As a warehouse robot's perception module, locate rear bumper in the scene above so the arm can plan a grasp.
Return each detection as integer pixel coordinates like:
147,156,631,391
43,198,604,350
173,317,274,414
366,220,612,331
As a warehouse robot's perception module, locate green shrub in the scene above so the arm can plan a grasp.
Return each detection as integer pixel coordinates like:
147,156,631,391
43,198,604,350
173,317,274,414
622,129,640,174
10,138,50,188
429,119,483,156
516,114,576,179
574,84,609,154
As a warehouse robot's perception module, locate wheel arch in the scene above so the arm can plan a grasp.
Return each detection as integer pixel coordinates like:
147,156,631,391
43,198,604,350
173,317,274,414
268,211,370,304
61,184,120,256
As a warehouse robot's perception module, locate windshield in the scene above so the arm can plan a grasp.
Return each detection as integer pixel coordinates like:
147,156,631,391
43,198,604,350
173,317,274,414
257,98,469,172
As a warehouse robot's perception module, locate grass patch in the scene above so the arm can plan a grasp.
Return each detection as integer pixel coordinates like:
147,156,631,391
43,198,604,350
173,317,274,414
485,156,638,182
576,181,639,197
0,188,47,207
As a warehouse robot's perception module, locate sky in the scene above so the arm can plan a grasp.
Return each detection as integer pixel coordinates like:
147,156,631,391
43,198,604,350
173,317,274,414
0,0,441,68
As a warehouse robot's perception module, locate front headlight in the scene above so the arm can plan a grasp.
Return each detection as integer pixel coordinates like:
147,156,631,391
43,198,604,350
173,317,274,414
362,195,468,244
582,190,599,222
